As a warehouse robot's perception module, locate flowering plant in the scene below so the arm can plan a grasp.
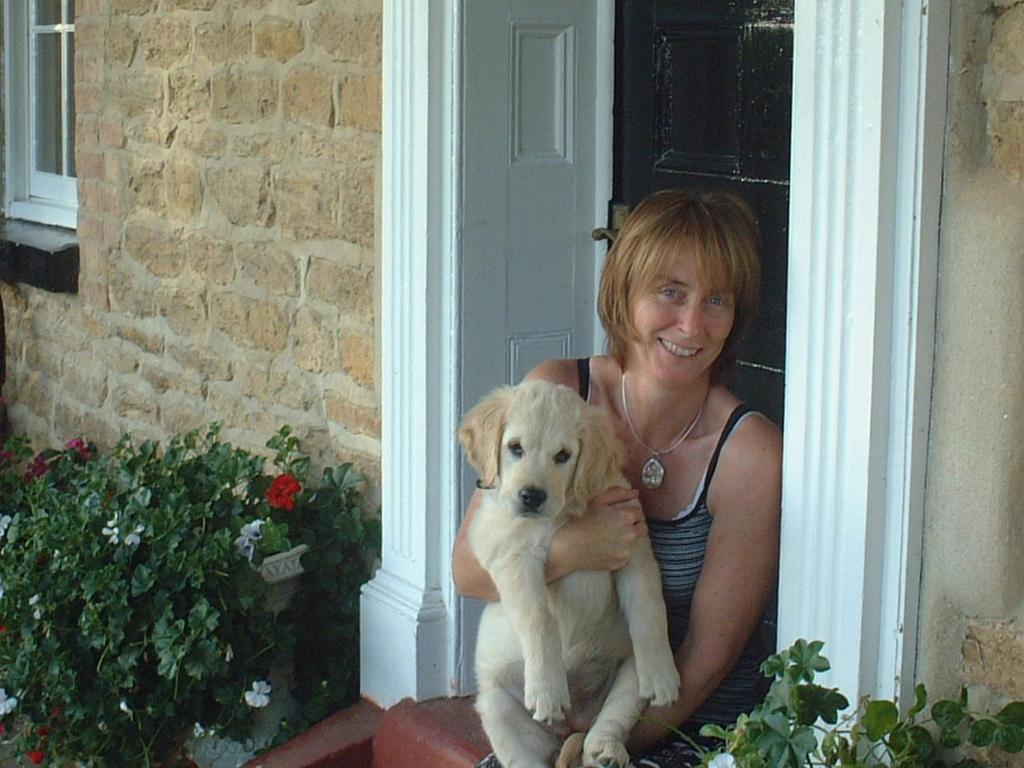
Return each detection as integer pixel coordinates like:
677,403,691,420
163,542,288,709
0,425,377,767
687,640,1024,768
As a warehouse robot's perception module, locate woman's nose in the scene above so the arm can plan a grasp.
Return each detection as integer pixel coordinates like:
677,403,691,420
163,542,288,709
676,300,703,334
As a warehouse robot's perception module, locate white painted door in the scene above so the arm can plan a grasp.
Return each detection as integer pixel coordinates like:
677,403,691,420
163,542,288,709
457,0,609,691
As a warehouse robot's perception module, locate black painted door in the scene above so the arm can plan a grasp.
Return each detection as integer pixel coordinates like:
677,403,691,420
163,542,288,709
614,0,793,426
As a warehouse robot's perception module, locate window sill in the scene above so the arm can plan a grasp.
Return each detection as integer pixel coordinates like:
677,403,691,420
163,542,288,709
0,219,79,294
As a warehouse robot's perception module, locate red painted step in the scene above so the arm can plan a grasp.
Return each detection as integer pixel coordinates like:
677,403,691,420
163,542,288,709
372,697,489,768
245,700,383,768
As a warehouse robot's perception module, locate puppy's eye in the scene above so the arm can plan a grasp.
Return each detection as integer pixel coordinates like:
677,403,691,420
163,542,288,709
554,450,571,465
507,441,523,457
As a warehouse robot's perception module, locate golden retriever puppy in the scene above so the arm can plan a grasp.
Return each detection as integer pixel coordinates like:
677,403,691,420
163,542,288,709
459,380,680,768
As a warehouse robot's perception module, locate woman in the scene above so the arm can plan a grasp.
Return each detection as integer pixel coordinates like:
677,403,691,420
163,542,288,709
453,189,782,767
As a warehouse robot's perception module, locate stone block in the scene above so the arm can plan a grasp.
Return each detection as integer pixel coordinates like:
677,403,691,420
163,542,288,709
168,68,210,121
211,69,277,123
127,116,177,148
15,372,55,422
195,21,251,64
165,155,204,220
306,259,373,316
963,619,1024,699
166,0,216,9
185,232,235,285
212,292,289,353
107,18,138,68
114,322,164,356
340,164,375,247
139,361,203,399
25,340,63,379
129,157,166,214
235,241,300,296
255,17,303,62
208,163,274,226
123,222,186,279
283,65,335,126
52,401,122,451
161,392,210,435
325,391,381,437
291,307,338,373
990,102,1024,180
112,0,157,15
112,73,163,119
275,169,338,240
339,73,381,132
311,10,381,66
108,267,158,318
112,381,160,421
95,339,142,375
140,16,192,69
990,4,1024,77
231,132,290,164
62,355,110,409
340,330,376,388
157,282,209,336
167,341,232,381
174,122,227,157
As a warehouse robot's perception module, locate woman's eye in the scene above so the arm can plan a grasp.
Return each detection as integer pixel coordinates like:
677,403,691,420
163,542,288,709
705,293,732,309
554,450,571,465
660,286,681,301
508,441,523,457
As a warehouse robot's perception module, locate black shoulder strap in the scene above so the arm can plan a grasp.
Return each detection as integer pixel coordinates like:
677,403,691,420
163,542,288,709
695,404,753,509
575,357,591,401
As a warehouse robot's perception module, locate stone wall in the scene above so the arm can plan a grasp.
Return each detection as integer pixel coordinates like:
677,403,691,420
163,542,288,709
919,0,1024,711
2,0,382,483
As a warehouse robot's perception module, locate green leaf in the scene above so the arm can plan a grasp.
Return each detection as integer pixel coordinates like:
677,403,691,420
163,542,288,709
931,700,965,731
997,702,1024,727
995,723,1024,753
795,684,849,725
939,728,962,749
907,724,935,760
968,718,998,747
130,564,155,596
908,683,928,718
863,700,900,740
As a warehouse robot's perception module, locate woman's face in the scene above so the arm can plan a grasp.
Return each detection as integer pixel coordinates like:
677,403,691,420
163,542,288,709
627,239,735,386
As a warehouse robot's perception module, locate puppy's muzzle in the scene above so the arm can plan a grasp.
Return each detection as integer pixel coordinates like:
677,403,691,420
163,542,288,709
517,486,547,515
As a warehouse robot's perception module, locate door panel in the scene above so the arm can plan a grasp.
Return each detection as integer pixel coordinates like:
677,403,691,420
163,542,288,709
615,0,792,426
460,0,602,691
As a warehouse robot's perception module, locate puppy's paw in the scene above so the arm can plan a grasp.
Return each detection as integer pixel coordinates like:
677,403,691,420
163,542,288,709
555,732,585,768
582,734,630,768
637,655,681,707
524,671,571,724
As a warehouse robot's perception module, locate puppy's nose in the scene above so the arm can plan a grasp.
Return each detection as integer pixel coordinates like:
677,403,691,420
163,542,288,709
519,487,547,509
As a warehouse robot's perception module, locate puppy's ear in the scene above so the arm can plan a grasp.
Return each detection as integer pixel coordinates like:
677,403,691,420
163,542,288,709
570,403,626,506
458,387,513,488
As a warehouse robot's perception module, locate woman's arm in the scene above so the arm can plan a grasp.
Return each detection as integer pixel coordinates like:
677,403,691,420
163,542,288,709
628,414,782,752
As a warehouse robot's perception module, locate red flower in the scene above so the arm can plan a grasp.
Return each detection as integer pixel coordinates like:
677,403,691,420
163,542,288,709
0,450,13,463
0,722,5,736
26,751,44,765
23,454,49,482
37,725,51,737
266,474,301,511
0,624,6,633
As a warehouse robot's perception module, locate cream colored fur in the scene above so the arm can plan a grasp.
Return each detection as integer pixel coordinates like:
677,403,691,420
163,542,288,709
459,380,680,768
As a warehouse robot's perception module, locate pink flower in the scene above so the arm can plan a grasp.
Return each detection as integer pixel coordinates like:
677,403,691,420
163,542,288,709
266,474,301,511
23,454,49,482
64,437,89,460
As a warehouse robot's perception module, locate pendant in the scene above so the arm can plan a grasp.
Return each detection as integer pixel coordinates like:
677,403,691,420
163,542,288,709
641,456,665,489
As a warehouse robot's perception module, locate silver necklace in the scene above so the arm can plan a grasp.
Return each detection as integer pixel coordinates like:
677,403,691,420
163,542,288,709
620,372,705,490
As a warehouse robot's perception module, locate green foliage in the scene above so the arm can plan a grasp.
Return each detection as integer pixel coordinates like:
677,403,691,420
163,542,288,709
691,640,1024,768
0,426,378,767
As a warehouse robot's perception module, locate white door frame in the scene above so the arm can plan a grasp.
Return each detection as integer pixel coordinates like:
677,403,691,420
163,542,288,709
361,0,950,707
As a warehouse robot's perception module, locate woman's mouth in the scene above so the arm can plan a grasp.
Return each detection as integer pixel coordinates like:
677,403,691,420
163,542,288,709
659,338,699,358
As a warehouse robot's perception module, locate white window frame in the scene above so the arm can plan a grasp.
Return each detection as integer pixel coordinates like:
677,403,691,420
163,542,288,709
4,0,78,229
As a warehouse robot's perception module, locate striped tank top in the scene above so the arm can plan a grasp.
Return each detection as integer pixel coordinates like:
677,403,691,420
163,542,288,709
576,358,768,728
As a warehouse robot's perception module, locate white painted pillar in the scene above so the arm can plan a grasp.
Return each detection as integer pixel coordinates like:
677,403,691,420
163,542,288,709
779,0,949,703
360,0,461,707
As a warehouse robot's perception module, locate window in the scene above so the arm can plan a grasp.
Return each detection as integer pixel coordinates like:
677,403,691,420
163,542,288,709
4,0,78,229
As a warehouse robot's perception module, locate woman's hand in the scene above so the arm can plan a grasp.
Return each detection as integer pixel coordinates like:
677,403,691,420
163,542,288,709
549,487,646,575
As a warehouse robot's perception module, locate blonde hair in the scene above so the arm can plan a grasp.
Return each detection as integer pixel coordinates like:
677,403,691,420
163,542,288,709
597,189,761,382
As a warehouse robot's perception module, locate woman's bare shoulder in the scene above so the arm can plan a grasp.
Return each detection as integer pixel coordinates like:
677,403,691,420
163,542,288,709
523,358,580,388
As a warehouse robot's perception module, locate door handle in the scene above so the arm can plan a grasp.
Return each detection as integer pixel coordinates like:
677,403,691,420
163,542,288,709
591,201,630,245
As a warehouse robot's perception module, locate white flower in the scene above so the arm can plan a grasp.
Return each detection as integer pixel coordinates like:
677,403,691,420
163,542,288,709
124,525,145,548
194,722,207,738
0,514,11,538
102,516,120,545
28,594,39,606
0,578,6,600
709,753,737,768
0,688,18,716
119,700,134,719
234,519,265,562
224,644,234,662
244,680,271,708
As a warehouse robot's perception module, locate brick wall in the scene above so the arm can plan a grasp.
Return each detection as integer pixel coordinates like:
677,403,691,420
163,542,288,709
2,0,382,482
